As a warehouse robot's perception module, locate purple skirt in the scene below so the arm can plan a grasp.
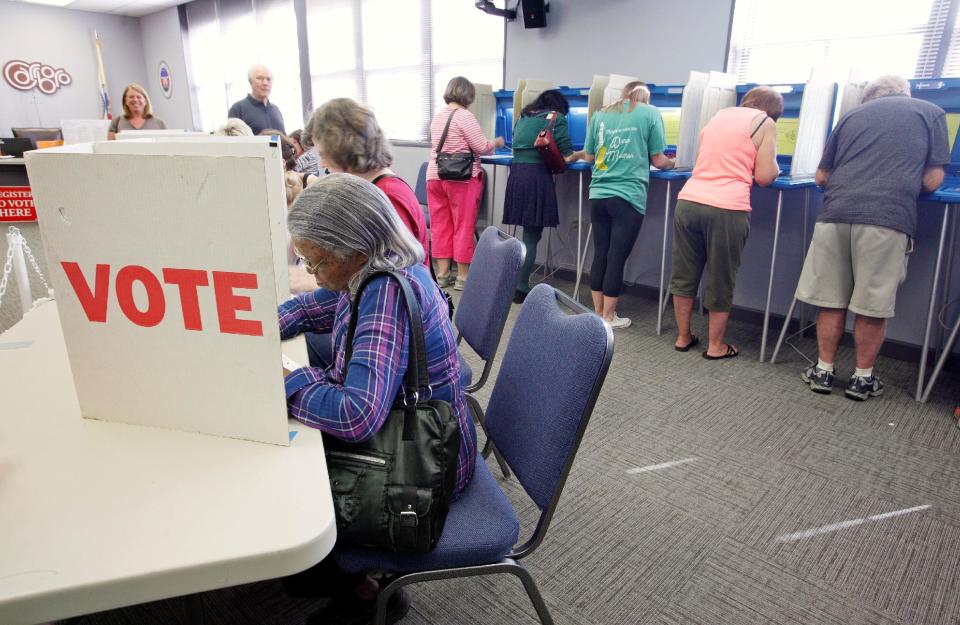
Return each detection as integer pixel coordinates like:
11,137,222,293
502,162,559,227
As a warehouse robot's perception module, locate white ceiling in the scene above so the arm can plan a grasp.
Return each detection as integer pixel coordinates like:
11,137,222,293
10,0,182,17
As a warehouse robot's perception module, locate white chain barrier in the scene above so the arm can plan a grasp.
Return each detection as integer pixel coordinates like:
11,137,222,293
0,226,54,315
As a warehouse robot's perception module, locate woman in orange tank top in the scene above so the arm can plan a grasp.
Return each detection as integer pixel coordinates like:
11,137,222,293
668,86,783,360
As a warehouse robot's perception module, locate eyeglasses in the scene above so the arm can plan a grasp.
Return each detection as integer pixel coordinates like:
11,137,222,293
296,254,330,274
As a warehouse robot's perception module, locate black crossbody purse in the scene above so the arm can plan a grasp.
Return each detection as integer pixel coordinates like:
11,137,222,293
435,109,475,181
324,270,461,553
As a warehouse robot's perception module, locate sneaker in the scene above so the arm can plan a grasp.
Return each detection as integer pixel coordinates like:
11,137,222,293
604,314,632,330
845,374,884,401
454,277,466,291
434,273,453,287
801,365,834,394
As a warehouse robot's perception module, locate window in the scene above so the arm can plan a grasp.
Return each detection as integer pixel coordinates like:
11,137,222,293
305,0,504,141
184,0,304,133
728,0,959,84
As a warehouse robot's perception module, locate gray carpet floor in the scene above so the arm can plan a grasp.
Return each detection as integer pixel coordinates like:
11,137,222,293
75,277,960,625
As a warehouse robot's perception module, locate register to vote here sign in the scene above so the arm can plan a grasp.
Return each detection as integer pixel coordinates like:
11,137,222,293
0,187,36,222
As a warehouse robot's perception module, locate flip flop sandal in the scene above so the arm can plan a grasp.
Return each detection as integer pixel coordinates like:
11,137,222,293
702,343,739,360
674,335,700,352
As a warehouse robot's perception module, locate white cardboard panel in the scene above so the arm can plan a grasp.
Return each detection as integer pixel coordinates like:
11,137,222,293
469,83,496,139
61,120,110,144
25,148,290,446
792,68,837,177
676,71,708,169
519,79,554,111
93,138,288,307
587,74,610,122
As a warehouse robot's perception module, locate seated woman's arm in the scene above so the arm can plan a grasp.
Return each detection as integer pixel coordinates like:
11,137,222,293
278,287,340,339
284,277,409,442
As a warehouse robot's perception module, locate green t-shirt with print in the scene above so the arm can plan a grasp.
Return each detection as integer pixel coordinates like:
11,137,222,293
584,102,666,213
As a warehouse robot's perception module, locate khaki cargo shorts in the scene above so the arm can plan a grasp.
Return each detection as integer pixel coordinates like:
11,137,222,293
796,222,911,319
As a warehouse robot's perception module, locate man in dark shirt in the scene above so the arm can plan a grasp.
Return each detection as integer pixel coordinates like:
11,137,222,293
228,65,286,135
796,75,949,401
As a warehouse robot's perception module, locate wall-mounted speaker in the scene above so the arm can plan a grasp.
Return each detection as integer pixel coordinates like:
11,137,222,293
521,0,547,28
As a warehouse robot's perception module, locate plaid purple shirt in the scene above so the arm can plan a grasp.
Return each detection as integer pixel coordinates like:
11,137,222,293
279,264,476,496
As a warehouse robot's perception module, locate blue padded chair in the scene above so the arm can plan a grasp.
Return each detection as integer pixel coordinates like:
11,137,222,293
415,161,429,229
454,226,524,477
334,284,614,625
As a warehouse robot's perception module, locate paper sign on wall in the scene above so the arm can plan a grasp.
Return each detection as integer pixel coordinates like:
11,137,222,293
0,186,36,222
25,138,292,445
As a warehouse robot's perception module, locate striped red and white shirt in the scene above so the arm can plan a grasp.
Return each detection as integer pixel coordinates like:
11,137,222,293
427,105,496,181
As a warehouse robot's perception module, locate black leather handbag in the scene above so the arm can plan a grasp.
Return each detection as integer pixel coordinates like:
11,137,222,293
324,270,461,553
435,109,474,181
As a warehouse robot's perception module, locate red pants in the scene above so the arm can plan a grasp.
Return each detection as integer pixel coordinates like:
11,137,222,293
427,174,484,264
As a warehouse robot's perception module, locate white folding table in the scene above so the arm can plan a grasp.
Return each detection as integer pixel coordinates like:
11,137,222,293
0,301,336,625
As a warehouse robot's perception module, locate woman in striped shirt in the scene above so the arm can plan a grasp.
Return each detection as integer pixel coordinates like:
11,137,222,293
279,174,475,623
427,76,505,290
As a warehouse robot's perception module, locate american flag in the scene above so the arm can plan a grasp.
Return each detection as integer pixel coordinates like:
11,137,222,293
94,30,111,120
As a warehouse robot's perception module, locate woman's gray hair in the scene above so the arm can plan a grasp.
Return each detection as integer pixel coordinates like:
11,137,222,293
305,98,393,173
862,75,911,103
287,173,424,292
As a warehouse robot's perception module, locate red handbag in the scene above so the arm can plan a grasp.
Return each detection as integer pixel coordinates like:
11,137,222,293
534,112,567,174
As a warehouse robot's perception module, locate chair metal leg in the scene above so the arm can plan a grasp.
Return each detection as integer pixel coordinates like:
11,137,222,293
373,559,553,625
505,562,555,625
467,394,511,479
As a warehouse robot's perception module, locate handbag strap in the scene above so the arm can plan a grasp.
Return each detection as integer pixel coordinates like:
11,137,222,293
436,109,457,153
342,270,431,413
543,111,558,133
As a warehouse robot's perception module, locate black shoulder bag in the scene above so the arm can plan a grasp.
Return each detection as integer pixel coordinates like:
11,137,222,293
435,109,475,181
324,270,461,553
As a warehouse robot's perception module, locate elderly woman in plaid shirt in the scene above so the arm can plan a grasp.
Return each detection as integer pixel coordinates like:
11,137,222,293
277,173,475,624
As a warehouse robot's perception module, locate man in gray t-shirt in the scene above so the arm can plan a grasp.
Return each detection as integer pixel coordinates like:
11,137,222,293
796,75,949,401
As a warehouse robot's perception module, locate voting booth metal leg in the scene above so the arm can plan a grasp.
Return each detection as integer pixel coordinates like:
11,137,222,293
656,180,673,336
935,208,958,366
770,189,814,365
921,302,960,403
917,204,953,401
760,191,784,362
573,171,584,300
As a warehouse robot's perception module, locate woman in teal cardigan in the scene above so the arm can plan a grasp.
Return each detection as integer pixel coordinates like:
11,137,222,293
503,89,582,303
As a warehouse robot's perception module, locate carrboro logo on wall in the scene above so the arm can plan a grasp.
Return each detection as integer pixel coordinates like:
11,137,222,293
3,60,72,95
158,61,172,99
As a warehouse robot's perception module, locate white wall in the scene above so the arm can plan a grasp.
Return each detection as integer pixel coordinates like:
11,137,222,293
504,0,734,88
0,0,147,133
140,7,196,130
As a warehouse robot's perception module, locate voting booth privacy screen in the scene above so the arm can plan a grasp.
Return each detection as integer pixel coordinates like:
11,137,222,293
25,137,292,446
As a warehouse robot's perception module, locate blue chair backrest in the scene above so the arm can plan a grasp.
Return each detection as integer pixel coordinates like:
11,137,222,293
414,161,429,206
484,284,613,510
454,227,523,361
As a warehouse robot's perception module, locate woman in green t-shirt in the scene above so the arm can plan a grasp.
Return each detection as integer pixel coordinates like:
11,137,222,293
583,81,675,329
503,90,580,303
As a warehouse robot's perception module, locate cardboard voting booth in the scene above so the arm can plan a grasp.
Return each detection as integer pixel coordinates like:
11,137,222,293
676,71,737,169
791,68,838,177
515,79,554,113
603,73,640,106
469,83,496,139
25,136,293,446
587,74,609,122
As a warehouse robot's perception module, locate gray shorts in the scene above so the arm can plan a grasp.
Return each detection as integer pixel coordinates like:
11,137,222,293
795,223,911,318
